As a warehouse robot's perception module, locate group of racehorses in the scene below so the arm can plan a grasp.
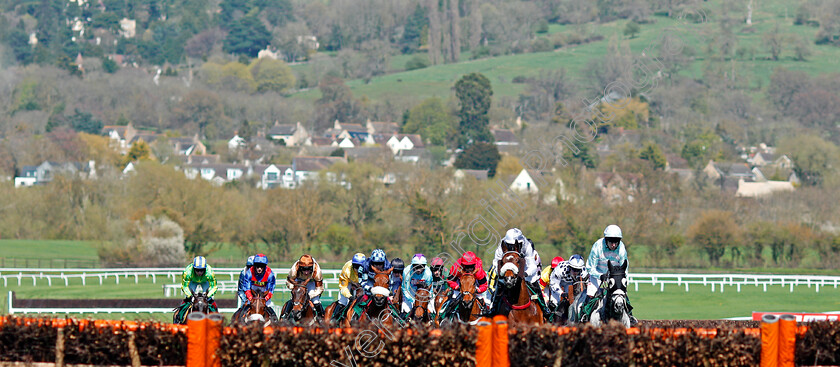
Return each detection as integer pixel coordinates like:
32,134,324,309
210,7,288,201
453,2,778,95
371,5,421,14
180,254,632,328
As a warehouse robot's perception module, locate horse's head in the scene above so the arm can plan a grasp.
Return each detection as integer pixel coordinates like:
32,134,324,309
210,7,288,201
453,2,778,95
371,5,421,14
249,289,266,314
604,260,628,296
371,268,392,306
499,251,522,287
290,279,311,321
459,272,477,303
193,292,209,313
412,286,431,320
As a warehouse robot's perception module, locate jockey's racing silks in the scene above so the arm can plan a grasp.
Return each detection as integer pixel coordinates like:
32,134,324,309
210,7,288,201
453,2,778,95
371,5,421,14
251,267,273,286
243,266,276,294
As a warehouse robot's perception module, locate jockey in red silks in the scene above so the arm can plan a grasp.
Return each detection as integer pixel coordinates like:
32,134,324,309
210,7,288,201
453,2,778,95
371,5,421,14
440,251,488,318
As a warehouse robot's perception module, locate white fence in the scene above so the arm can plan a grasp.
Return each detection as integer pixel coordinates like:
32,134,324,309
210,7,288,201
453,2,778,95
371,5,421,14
629,273,840,293
0,268,342,288
6,291,239,315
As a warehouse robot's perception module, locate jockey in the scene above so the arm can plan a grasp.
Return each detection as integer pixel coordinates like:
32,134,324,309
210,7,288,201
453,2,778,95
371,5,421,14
284,254,325,319
237,255,256,306
332,253,366,323
360,249,392,294
400,254,434,315
430,257,450,294
540,256,565,292
390,257,405,296
489,228,546,316
242,254,277,320
353,249,393,316
440,251,488,319
548,254,587,320
583,224,637,326
176,256,218,323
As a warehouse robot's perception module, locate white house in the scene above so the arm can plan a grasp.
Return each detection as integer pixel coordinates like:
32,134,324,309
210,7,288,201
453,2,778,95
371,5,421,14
292,156,346,184
386,134,424,154
492,128,519,146
735,179,795,198
14,166,37,187
507,169,569,203
268,122,310,146
228,134,245,150
510,169,540,194
332,137,356,149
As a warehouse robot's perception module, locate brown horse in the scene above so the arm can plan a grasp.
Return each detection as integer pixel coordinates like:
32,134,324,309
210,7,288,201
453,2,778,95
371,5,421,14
283,278,317,326
325,282,363,325
233,289,276,327
439,271,485,325
496,251,543,325
344,267,397,328
408,286,434,325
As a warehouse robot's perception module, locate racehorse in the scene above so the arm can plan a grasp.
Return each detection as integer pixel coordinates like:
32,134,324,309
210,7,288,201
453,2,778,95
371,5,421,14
283,278,317,326
344,267,398,328
438,272,484,326
233,289,276,327
324,282,363,325
551,277,586,325
408,286,434,325
589,260,631,327
495,251,542,325
173,291,211,324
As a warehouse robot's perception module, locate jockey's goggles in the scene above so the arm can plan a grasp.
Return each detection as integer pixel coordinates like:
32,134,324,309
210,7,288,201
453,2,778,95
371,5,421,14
299,266,313,273
606,237,620,245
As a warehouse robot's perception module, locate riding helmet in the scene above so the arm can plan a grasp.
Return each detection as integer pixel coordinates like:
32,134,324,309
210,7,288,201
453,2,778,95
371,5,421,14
370,249,387,263
568,254,585,270
392,258,405,273
246,255,255,267
604,224,623,239
551,256,564,269
460,251,479,266
411,254,427,265
253,253,268,265
502,228,525,250
352,253,366,266
431,257,445,267
299,254,315,267
192,256,207,270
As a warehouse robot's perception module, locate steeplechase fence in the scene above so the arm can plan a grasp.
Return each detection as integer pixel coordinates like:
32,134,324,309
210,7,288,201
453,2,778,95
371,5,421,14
2,314,840,367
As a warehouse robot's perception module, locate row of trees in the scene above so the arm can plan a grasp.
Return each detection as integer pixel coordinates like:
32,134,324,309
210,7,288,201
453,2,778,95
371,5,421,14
1,157,838,269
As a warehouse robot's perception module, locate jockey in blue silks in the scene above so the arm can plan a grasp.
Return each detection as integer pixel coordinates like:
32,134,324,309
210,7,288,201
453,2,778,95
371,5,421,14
237,255,255,305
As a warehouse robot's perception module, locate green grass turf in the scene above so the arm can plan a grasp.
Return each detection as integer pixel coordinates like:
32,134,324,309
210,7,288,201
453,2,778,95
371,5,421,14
0,240,99,263
288,0,840,105
3,273,840,321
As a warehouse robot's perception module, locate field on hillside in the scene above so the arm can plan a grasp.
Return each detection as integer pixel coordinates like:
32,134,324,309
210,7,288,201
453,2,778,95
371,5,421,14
289,0,840,104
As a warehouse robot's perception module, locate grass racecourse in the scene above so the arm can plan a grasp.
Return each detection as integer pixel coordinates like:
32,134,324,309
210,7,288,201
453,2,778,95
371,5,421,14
2,268,839,323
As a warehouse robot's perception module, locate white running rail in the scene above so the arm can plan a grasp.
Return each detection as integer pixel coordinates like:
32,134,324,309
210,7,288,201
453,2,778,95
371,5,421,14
629,273,840,293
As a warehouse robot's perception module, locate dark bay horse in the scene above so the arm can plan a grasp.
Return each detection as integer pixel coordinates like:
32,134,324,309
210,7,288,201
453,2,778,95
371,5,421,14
325,283,363,325
496,251,542,325
590,260,631,327
284,278,317,326
345,267,398,328
439,272,484,326
408,286,434,325
233,289,276,327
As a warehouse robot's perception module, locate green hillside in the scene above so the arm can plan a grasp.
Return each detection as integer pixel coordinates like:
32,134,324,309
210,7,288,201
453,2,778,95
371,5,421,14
290,3,840,104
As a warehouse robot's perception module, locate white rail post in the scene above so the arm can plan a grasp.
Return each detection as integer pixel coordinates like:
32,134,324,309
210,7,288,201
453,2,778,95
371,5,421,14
7,291,13,315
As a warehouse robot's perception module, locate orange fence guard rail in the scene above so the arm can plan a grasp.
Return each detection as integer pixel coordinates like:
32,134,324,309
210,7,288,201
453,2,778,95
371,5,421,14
761,314,797,367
